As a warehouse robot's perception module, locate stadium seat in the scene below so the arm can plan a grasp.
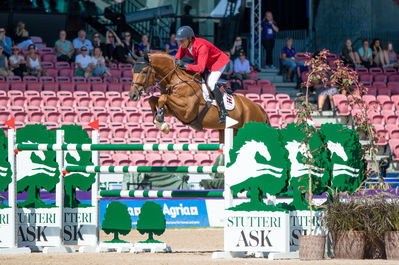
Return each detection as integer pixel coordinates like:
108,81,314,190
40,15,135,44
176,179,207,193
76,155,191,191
42,53,57,63
75,82,91,92
77,97,92,107
89,91,105,98
389,140,399,160
55,62,70,69
11,81,26,91
122,70,133,78
377,86,391,96
388,83,399,95
56,76,70,83
7,76,22,82
243,80,256,89
247,85,261,94
356,67,368,74
108,82,123,92
370,67,383,75
384,67,397,75
39,76,54,83
26,82,42,91
41,62,54,69
269,114,282,129
91,82,107,92
96,112,110,123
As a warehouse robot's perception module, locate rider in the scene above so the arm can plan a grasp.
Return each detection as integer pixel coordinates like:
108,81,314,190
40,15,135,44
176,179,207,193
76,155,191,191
174,26,230,123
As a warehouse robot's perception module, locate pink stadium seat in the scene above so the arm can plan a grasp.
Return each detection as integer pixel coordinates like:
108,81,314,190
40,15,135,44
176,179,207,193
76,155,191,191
46,112,61,123
107,83,122,93
389,140,399,160
374,73,387,84
388,83,399,95
127,112,141,123
55,76,70,83
40,76,54,83
384,67,397,75
390,130,399,140
94,97,108,108
26,82,42,91
10,81,26,91
388,74,399,82
96,112,110,123
264,99,279,110
0,81,9,91
28,112,45,123
91,82,107,92
381,101,395,112
78,112,94,123
41,91,56,98
362,95,376,104
242,79,256,89
356,67,368,74
7,75,21,82
41,62,54,69
72,76,86,83
336,100,350,116
8,90,23,97
42,53,57,64
246,93,260,100
359,73,373,86
261,85,276,94
113,128,129,139
62,112,77,123
77,97,92,107
23,76,38,83
122,70,133,78
110,69,122,79
89,91,105,98
106,91,121,98
11,96,26,107
377,86,391,96
28,96,43,107
55,62,70,69
129,128,144,139
118,63,132,70
269,114,282,129
88,76,102,83
45,68,57,78
375,128,388,146
59,68,73,78
42,81,58,91
280,99,295,110
75,82,91,92
247,85,261,94
45,96,60,107
370,67,383,75
99,128,112,139
257,80,271,86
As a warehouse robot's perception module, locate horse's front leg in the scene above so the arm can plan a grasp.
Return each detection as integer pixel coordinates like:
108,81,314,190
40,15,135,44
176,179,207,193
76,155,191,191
154,94,170,134
148,96,159,120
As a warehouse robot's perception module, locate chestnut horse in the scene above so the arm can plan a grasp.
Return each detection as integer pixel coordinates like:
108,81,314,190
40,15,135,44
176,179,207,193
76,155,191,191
129,53,269,143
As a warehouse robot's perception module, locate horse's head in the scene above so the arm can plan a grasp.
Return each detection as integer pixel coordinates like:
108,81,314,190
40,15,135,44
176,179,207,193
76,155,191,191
129,53,155,101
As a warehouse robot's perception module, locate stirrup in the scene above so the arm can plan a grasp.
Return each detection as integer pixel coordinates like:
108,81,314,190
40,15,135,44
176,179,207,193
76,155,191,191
218,110,229,123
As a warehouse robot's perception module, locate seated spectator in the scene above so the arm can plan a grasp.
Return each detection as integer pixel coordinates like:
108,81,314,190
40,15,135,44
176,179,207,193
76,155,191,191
55,30,74,62
358,39,375,68
0,27,12,56
26,44,46,77
137,34,151,56
91,32,102,51
386,41,399,68
371,38,389,68
0,46,13,77
341,38,361,67
165,33,178,56
14,21,34,49
9,46,27,77
102,30,124,64
233,51,251,81
75,46,93,78
73,29,93,55
121,31,135,64
91,47,111,77
221,51,233,80
14,21,29,44
230,36,246,60
281,37,304,82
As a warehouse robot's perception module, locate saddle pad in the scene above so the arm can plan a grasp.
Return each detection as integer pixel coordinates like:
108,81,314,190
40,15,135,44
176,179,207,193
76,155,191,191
201,82,235,111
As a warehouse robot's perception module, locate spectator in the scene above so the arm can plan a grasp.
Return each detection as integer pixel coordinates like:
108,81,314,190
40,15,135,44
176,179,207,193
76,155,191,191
75,46,93,78
102,30,124,64
0,27,12,56
91,32,102,51
261,11,279,69
341,38,361,67
72,29,93,55
55,30,74,62
233,51,251,81
137,34,151,56
358,39,375,68
230,36,246,60
121,31,135,64
315,77,338,112
91,47,111,77
0,46,13,77
386,41,399,68
371,38,389,67
221,51,233,80
165,33,178,56
26,44,46,77
14,21,29,44
9,46,27,77
281,37,304,82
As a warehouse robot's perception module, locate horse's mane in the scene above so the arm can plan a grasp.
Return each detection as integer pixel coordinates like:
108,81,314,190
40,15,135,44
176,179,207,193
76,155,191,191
149,52,198,80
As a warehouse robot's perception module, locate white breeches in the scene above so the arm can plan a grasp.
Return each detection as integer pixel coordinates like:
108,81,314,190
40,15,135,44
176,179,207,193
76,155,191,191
203,65,226,91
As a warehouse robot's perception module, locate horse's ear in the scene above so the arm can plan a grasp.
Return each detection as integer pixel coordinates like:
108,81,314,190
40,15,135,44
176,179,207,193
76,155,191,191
144,52,149,62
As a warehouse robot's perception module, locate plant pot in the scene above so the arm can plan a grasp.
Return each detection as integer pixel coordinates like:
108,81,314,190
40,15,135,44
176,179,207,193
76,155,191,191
298,235,326,260
385,231,399,260
334,231,365,259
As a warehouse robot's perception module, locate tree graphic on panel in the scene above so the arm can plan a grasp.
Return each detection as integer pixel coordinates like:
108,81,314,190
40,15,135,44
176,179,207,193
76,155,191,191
102,201,132,243
0,129,12,208
61,125,95,208
136,201,166,243
16,124,60,208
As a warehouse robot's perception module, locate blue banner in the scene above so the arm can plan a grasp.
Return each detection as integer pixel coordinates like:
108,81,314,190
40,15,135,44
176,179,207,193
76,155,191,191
99,200,210,228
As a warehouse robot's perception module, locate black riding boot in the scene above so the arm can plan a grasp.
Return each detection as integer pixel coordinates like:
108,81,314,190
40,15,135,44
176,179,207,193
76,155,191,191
212,87,229,123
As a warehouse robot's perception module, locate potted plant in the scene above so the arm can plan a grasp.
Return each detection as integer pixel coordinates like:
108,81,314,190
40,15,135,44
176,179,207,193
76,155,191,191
324,191,366,259
384,198,399,259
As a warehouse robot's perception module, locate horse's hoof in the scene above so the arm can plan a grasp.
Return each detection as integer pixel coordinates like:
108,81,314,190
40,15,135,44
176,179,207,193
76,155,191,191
161,123,170,134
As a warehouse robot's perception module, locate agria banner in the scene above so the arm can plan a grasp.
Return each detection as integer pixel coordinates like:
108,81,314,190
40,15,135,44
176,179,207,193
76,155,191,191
99,200,210,228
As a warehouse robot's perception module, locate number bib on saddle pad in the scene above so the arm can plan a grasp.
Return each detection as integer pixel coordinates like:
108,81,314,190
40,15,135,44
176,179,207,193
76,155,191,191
201,81,235,110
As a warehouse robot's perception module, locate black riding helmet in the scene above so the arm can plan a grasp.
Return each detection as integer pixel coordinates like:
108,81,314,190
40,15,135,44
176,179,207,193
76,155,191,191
175,26,194,41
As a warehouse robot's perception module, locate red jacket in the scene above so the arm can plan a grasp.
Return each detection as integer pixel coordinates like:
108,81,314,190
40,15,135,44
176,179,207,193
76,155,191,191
175,37,229,73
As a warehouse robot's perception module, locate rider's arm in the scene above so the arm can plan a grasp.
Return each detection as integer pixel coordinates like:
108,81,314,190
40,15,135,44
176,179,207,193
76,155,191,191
175,46,186,59
186,45,209,72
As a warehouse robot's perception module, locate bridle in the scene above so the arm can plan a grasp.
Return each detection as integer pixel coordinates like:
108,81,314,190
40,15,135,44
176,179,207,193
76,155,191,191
131,61,153,97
